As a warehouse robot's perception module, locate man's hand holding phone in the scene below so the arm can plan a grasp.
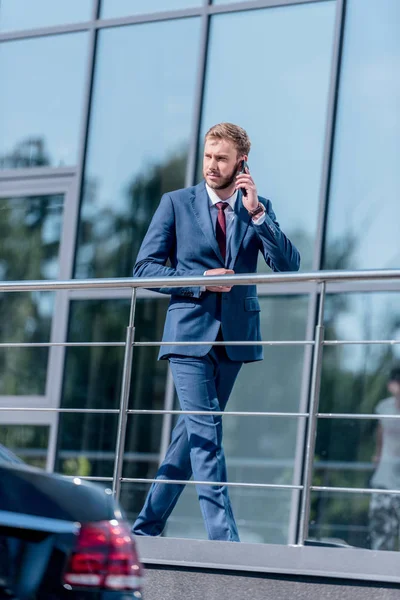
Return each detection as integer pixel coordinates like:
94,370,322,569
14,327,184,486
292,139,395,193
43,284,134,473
235,160,259,213
204,268,235,292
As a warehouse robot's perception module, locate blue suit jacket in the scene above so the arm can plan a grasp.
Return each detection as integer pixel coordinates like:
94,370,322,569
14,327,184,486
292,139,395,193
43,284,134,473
134,181,300,362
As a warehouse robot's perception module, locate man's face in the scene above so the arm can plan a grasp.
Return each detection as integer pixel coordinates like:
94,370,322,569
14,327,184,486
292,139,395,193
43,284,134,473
203,137,244,191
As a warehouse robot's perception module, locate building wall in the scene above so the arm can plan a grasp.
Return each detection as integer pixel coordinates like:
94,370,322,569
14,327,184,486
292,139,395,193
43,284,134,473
0,0,399,566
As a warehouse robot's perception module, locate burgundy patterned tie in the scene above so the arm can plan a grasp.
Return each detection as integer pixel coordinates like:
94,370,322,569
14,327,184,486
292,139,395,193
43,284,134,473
215,201,229,261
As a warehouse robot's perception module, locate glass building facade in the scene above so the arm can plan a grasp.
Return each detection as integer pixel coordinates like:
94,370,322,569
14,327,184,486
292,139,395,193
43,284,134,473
1,0,400,570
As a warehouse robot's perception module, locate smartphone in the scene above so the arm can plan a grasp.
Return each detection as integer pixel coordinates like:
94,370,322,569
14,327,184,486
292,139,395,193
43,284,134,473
240,160,249,197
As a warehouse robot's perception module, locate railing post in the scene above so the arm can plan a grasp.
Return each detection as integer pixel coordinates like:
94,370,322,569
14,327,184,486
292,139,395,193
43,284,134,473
297,281,326,545
112,288,137,499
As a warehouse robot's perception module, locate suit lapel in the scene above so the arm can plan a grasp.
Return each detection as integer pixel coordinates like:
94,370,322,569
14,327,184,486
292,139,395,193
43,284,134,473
228,191,251,269
190,182,224,264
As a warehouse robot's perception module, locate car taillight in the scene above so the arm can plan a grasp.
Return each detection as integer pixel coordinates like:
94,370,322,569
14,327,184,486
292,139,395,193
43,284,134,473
63,520,143,591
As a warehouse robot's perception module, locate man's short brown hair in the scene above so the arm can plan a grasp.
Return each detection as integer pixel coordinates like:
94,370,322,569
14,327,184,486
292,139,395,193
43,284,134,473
204,122,251,156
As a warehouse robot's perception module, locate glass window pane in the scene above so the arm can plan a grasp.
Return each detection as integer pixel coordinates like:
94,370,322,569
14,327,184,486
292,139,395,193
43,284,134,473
0,33,89,169
152,486,294,543
199,3,336,271
212,0,251,3
0,194,64,280
121,480,163,524
166,295,309,543
0,193,62,395
314,291,400,550
75,18,201,278
57,297,169,477
310,492,370,549
321,291,400,415
323,0,400,270
0,0,92,32
0,424,49,468
0,293,53,395
101,0,201,19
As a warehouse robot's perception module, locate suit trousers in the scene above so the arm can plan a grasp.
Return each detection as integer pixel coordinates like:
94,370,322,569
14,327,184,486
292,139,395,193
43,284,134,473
132,344,242,541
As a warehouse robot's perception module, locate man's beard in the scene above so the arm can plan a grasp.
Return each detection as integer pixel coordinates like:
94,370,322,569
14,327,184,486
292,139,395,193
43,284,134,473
205,160,241,190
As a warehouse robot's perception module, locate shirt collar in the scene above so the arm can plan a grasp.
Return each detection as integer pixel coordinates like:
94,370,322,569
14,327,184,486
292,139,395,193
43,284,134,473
205,183,238,210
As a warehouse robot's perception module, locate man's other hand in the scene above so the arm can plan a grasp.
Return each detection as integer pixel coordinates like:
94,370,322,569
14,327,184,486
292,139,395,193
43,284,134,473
204,268,235,292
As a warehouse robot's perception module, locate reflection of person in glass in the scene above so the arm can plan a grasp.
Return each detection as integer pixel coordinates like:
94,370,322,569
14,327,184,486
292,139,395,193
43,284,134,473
369,367,400,550
131,123,300,541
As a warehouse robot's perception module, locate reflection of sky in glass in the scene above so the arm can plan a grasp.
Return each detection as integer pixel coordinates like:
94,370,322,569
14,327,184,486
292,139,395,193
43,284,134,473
0,33,89,168
101,0,202,19
33,292,55,320
212,0,251,3
0,0,92,31
325,0,400,270
200,2,336,270
83,18,201,212
325,292,400,373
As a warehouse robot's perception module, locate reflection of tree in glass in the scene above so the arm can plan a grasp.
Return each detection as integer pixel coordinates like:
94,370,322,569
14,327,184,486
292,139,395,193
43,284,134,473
0,137,50,169
60,151,187,486
323,231,357,272
77,150,187,278
57,296,168,515
0,138,57,395
311,233,400,548
0,424,49,469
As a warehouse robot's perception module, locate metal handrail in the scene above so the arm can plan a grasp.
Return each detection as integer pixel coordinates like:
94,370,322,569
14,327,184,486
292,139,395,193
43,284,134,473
2,269,400,547
120,478,302,490
1,267,400,291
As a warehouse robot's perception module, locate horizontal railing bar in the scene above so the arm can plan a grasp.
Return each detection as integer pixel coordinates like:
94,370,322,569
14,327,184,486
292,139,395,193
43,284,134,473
311,486,400,495
0,269,400,293
318,413,400,420
3,340,400,348
66,476,113,482
324,340,400,345
0,406,306,418
0,341,312,348
134,340,313,346
58,451,159,462
6,408,396,420
120,477,302,490
0,342,125,348
0,408,119,413
127,409,308,417
4,340,400,348
3,339,400,348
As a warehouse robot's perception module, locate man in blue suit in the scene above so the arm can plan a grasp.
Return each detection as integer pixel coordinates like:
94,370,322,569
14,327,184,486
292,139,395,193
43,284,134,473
132,123,300,541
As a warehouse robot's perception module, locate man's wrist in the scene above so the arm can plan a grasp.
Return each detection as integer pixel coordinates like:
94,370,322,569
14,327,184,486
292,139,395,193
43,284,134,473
248,203,265,220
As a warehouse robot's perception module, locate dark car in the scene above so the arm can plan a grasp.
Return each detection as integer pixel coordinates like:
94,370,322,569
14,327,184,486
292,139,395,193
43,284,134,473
0,444,144,599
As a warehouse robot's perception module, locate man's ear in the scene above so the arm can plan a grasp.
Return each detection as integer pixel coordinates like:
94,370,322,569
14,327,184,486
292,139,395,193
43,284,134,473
237,155,247,171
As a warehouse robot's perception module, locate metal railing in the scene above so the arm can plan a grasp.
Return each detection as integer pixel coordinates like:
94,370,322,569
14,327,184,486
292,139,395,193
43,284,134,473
1,268,400,546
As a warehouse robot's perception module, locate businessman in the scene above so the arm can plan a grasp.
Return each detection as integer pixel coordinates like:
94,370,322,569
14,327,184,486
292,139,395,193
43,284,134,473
132,122,300,541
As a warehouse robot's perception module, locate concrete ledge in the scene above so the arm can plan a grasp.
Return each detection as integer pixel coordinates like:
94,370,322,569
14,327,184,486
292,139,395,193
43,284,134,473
135,536,400,584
